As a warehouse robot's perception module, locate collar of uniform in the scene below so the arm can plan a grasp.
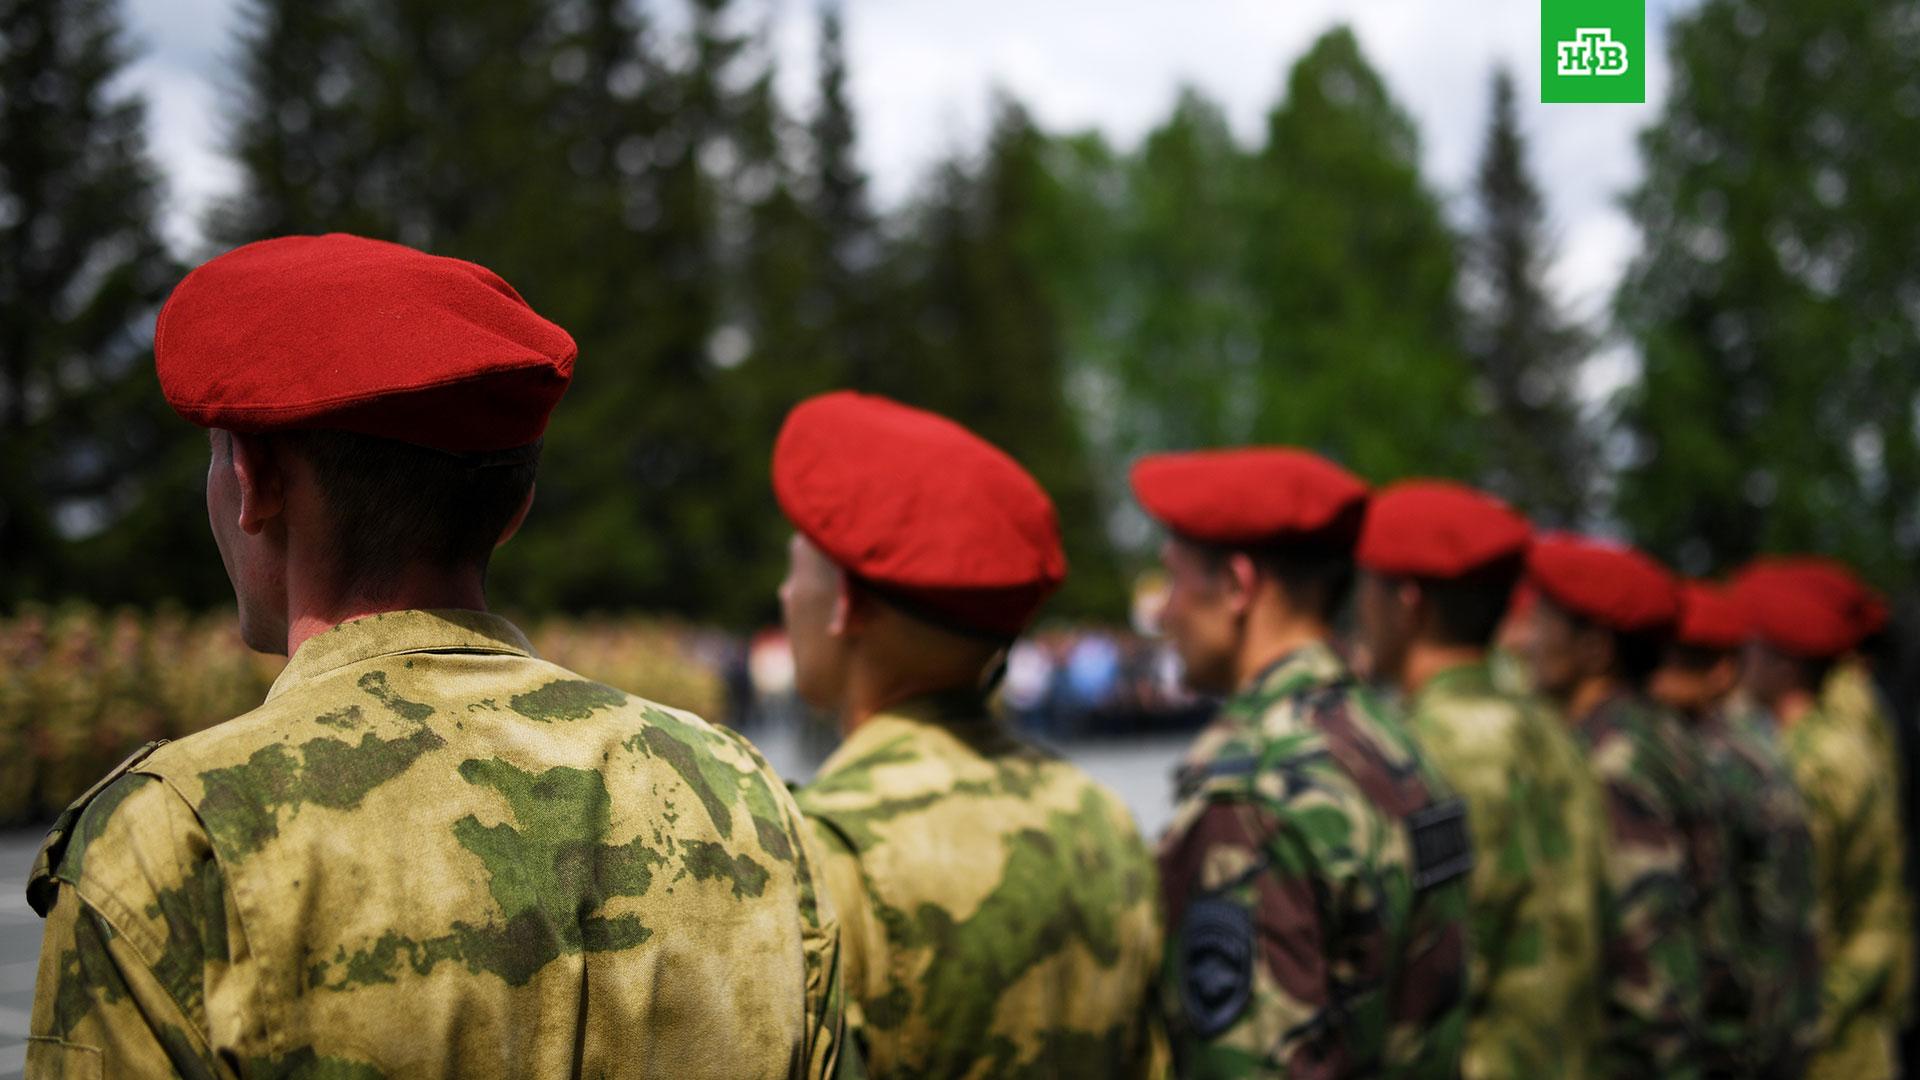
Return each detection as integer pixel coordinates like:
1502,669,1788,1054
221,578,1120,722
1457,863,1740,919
1241,638,1349,699
1411,658,1496,711
813,688,996,779
266,608,534,701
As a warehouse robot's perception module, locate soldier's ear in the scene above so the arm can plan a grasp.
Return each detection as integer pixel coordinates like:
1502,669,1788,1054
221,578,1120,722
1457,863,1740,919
828,567,861,638
228,431,286,537
1224,552,1260,616
495,482,535,549
1396,579,1424,620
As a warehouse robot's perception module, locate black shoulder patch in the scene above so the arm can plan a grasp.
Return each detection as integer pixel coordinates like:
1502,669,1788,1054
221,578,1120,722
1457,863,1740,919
1178,897,1254,1039
1406,797,1473,891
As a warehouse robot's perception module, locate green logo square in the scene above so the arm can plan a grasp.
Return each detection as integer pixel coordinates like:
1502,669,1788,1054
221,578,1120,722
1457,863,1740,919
1542,0,1646,103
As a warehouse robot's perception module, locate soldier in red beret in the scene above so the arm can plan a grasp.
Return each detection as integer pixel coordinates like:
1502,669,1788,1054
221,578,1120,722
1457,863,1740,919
1652,583,1822,1076
1131,448,1470,1077
772,391,1163,1077
1351,481,1605,1078
1522,534,1718,1077
1733,564,1914,1080
26,235,852,1078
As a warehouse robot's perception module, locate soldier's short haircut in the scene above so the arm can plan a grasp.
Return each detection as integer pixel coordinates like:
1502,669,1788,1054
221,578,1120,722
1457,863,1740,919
275,429,540,595
1198,540,1354,623
1614,628,1670,687
1402,556,1525,649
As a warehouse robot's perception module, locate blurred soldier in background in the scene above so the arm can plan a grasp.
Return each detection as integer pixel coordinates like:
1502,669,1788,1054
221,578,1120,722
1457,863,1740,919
1736,564,1914,1080
25,235,851,1077
773,391,1164,1077
1353,481,1605,1079
1652,582,1821,1077
1135,448,1471,1078
1522,535,1713,1078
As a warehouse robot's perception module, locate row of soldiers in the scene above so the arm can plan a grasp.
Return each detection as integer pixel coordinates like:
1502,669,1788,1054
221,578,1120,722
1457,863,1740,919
20,232,1914,1079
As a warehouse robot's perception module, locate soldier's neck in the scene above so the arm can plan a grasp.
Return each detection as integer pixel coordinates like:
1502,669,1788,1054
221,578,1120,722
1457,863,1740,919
1402,643,1486,696
282,564,490,656
839,658,989,736
1234,611,1333,690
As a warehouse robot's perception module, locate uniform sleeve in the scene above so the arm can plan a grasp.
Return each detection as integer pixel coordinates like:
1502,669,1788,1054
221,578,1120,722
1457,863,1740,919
1158,792,1342,1078
800,814,883,1076
27,774,234,1080
1591,760,1703,1078
1796,727,1911,1059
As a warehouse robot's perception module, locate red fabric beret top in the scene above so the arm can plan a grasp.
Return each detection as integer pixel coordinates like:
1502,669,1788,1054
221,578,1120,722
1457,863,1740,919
1129,448,1369,549
1731,562,1866,658
1527,533,1681,634
773,391,1067,638
156,233,577,453
1356,480,1531,579
1674,582,1747,651
1740,556,1886,644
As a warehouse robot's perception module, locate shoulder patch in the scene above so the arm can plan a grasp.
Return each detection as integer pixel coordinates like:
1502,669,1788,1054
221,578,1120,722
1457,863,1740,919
28,740,169,917
1406,797,1473,891
1178,896,1254,1040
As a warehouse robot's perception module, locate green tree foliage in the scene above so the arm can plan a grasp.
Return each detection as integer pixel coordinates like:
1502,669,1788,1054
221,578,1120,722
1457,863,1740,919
1245,27,1483,481
874,100,1124,615
1046,26,1484,550
1616,0,1920,586
1464,68,1595,526
0,0,197,607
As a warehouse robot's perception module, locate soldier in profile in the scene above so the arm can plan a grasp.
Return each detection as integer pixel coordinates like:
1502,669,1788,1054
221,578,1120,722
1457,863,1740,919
772,390,1164,1078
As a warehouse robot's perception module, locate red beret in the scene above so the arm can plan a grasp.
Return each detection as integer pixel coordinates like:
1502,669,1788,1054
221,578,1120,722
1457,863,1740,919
1730,568,1858,659
1740,556,1886,644
773,392,1066,638
1356,480,1531,579
1674,582,1747,651
1129,448,1368,549
1527,533,1680,634
156,234,577,453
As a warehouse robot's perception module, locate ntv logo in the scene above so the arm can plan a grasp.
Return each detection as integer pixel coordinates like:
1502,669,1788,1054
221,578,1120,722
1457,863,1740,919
1556,28,1630,76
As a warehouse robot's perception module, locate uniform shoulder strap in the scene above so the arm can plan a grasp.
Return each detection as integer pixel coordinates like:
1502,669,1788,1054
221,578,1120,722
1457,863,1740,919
28,740,169,917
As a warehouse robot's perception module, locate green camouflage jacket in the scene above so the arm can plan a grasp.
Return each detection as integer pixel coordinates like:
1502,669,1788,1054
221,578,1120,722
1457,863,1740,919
1405,661,1604,1079
1158,641,1471,1078
1696,705,1820,1078
1784,701,1914,1080
26,609,850,1079
793,691,1163,1079
1569,691,1706,1079
1821,662,1899,784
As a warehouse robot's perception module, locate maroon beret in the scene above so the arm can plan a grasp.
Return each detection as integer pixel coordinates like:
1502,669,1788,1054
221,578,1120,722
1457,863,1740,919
1129,448,1368,549
773,391,1067,638
1674,582,1747,651
156,233,577,453
1356,480,1531,579
1731,561,1866,658
1739,556,1885,646
1527,533,1680,634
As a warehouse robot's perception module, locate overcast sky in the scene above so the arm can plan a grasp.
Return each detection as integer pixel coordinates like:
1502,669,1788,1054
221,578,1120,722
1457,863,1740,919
117,0,1691,396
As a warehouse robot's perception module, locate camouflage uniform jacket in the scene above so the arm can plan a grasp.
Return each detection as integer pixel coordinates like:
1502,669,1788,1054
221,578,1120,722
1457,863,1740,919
1570,691,1707,1079
1405,662,1604,1080
1821,661,1898,768
26,609,850,1079
1783,701,1915,1080
793,691,1163,1079
1158,641,1472,1078
1695,705,1820,1079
